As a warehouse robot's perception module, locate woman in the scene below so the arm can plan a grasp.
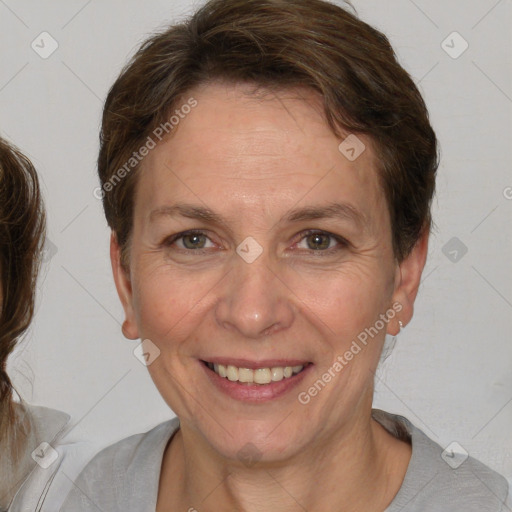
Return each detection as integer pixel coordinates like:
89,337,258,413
62,0,510,510
0,137,71,511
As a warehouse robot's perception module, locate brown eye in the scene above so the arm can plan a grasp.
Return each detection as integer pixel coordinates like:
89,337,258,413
293,230,349,254
181,233,208,249
306,233,332,251
164,231,215,251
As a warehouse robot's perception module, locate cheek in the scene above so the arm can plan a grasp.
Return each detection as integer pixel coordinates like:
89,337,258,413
131,263,216,345
291,261,391,337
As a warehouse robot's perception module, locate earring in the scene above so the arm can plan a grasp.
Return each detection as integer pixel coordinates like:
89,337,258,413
398,320,404,333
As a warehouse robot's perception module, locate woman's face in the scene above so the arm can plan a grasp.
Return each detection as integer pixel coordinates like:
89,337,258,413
113,82,427,463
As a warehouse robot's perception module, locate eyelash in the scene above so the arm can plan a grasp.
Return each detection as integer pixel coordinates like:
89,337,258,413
163,229,349,255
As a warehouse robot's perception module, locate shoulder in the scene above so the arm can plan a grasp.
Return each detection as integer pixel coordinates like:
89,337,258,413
76,417,179,477
373,410,510,512
5,403,71,512
60,417,179,512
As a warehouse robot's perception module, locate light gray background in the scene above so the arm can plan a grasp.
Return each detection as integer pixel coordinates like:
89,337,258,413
1,0,511,482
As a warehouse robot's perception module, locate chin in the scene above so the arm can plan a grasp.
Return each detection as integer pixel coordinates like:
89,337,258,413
197,416,310,466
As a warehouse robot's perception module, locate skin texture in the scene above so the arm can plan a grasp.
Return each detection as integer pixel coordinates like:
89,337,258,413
111,82,429,511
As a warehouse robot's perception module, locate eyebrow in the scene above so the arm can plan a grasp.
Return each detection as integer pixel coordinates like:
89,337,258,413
150,204,230,225
150,202,368,230
284,202,368,229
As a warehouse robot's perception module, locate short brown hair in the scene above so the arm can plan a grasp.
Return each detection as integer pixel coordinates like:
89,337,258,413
98,0,438,265
0,137,46,441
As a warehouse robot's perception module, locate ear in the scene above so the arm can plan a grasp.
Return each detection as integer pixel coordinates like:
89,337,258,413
110,232,139,340
389,227,430,335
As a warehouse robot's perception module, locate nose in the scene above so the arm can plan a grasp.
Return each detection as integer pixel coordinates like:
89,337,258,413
215,253,295,339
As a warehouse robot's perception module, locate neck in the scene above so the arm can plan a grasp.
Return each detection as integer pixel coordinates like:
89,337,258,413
157,408,411,512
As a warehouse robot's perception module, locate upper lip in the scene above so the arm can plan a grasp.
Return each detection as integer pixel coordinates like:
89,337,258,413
201,358,311,369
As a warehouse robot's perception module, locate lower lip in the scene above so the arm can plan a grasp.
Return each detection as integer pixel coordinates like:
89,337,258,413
201,362,312,403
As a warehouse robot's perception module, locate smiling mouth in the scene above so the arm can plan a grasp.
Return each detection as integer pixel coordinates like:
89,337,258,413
203,361,309,385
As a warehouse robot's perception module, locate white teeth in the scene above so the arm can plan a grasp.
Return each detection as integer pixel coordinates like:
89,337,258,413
254,368,272,384
210,363,304,384
271,367,284,381
226,365,238,381
238,368,254,383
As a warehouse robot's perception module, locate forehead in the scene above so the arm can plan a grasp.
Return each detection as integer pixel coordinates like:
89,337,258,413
135,82,387,231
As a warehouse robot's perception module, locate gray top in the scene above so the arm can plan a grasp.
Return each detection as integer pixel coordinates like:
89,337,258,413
0,403,70,512
1,402,91,512
61,409,510,511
